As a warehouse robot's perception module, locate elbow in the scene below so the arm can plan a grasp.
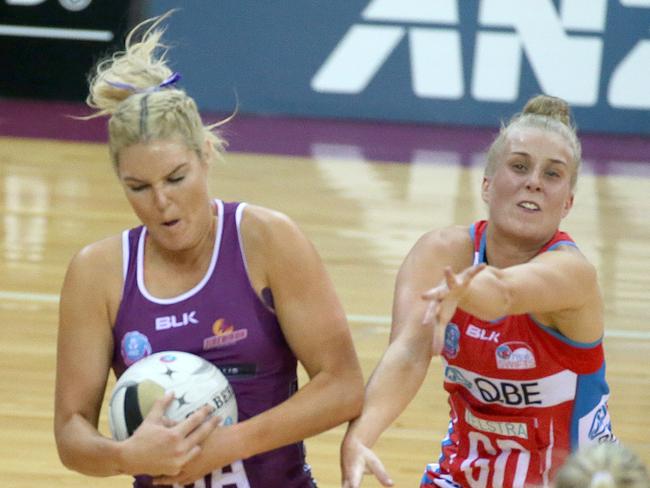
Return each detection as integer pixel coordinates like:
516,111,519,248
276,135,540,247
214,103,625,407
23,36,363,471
54,418,80,473
55,429,84,474
56,440,78,473
54,422,96,476
60,457,78,474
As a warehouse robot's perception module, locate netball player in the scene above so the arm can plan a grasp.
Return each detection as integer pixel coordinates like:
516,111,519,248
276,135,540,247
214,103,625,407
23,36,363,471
340,95,615,488
54,12,363,488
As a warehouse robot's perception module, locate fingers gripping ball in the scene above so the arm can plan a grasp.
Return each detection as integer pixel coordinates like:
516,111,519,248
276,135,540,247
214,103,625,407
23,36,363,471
108,351,237,441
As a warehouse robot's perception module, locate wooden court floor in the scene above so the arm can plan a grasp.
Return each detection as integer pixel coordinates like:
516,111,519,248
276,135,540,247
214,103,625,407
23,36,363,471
1,136,649,487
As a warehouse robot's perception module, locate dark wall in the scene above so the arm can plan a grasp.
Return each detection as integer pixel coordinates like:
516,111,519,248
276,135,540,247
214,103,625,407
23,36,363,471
0,0,137,102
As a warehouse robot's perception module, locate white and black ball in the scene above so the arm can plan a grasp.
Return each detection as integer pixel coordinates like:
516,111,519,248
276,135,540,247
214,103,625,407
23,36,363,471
108,351,237,441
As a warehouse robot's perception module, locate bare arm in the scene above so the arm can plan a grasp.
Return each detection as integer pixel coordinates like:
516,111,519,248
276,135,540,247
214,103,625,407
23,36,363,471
427,246,603,342
155,206,365,485
240,206,365,451
341,227,472,487
55,239,123,476
54,238,217,478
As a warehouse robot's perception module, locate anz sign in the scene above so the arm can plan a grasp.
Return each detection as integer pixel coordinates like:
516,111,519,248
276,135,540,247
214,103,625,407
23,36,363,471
311,0,650,126
145,0,650,134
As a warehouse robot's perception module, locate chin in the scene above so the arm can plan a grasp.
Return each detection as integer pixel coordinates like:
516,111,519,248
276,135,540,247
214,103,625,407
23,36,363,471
519,223,557,244
502,216,555,242
149,231,191,252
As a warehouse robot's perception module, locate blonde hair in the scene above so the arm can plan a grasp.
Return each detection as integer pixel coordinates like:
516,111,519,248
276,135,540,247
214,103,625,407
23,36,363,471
554,443,650,488
85,10,229,168
485,94,582,189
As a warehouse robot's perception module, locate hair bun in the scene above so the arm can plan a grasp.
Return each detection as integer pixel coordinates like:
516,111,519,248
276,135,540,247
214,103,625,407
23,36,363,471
522,94,573,127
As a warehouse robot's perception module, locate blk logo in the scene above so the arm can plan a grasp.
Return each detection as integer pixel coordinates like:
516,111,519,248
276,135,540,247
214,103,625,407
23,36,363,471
312,0,650,109
155,311,199,331
467,324,500,343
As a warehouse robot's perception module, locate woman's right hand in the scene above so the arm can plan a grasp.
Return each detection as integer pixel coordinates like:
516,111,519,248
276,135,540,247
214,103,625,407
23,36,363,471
421,263,486,354
120,392,220,476
341,433,393,488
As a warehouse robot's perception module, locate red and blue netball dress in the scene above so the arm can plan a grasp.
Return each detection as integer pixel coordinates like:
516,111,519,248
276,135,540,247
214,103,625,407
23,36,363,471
421,220,615,488
112,200,317,488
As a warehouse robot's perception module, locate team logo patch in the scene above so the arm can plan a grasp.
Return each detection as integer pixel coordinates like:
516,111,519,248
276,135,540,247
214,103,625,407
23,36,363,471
444,366,473,390
121,331,152,366
589,404,614,441
203,319,248,350
443,323,461,358
495,342,536,370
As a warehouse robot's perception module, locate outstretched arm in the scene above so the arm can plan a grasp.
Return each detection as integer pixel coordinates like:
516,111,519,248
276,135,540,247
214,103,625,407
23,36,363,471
422,246,603,343
341,227,472,488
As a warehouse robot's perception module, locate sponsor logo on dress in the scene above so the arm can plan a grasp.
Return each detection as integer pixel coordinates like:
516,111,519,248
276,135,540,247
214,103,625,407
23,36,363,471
155,311,199,331
467,323,500,343
121,330,152,365
442,360,577,408
443,323,461,358
445,366,473,390
465,408,529,439
589,404,616,442
203,319,248,350
495,341,536,370
578,395,617,444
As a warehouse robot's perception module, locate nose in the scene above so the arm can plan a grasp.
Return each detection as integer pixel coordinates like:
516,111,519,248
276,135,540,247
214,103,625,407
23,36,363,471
525,169,543,192
152,185,170,210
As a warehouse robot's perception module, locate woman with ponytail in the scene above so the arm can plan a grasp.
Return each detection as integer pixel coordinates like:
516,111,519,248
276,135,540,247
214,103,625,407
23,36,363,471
54,12,363,488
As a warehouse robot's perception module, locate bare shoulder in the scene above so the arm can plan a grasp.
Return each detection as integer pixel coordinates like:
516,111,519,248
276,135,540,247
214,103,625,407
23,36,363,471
550,244,600,300
418,225,471,249
240,204,295,227
69,235,123,275
63,235,124,313
408,225,473,266
239,204,304,249
538,245,603,340
396,224,473,293
237,204,312,292
536,243,598,281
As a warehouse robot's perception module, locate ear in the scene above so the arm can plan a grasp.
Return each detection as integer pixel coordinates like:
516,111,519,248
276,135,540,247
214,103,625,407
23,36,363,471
561,192,574,218
481,177,491,204
200,139,212,167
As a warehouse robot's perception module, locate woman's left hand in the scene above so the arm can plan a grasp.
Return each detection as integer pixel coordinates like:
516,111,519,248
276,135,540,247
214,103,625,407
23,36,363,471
151,424,229,486
421,263,486,354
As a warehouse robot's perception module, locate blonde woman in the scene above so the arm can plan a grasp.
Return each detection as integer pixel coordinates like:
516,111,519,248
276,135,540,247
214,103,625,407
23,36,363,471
54,12,363,488
341,95,615,488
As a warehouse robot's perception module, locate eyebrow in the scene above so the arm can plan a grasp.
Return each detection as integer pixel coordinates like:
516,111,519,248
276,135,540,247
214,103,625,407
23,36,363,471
122,163,188,183
509,151,568,166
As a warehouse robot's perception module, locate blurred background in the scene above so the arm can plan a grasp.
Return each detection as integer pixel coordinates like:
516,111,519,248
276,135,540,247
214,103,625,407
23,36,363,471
1,1,649,487
1,0,649,133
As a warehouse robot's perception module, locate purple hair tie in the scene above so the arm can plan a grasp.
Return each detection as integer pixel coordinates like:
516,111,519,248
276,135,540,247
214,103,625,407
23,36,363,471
106,72,182,93
157,72,181,89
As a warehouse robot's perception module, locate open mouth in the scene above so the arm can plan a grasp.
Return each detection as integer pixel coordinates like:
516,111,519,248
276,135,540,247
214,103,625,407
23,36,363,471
518,201,540,211
162,219,180,227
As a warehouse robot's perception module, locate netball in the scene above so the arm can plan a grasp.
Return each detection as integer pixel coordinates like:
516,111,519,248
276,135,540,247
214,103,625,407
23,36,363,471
108,351,237,441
